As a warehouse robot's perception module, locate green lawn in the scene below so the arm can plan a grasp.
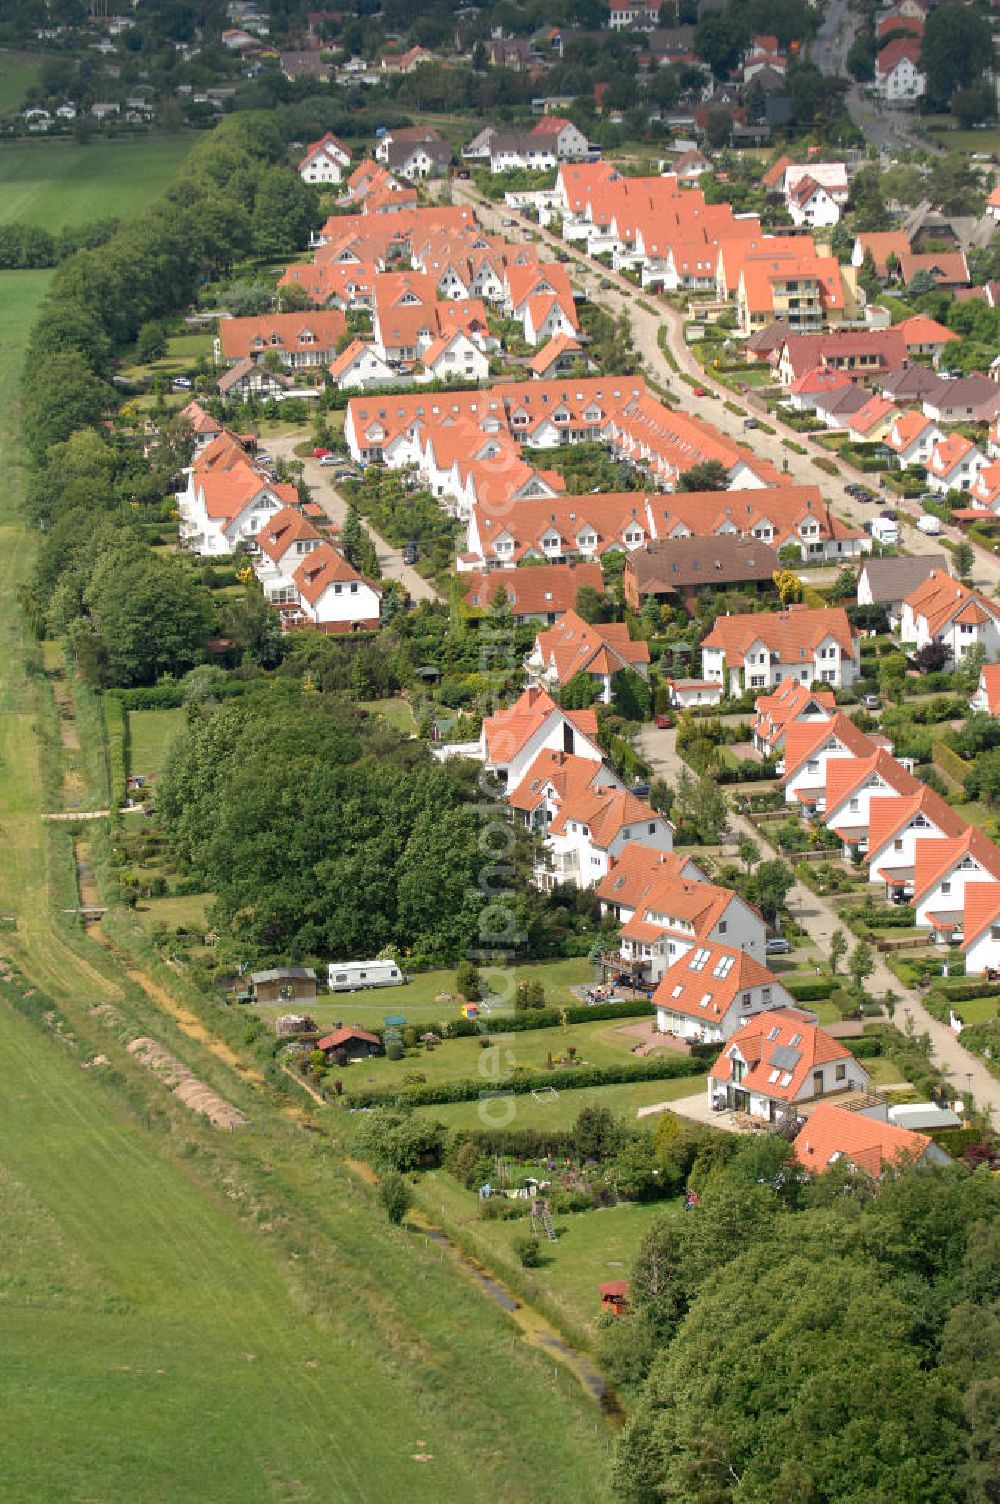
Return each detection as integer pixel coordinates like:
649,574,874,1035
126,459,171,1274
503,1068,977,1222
0,136,193,230
359,696,416,734
255,957,596,1033
133,892,212,932
416,1073,707,1133
418,1170,673,1343
0,51,41,115
127,707,185,779
954,996,999,1027
336,1015,659,1099
121,328,215,382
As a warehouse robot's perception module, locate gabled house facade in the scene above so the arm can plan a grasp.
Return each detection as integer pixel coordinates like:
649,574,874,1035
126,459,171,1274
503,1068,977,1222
653,944,793,1043
708,1009,872,1122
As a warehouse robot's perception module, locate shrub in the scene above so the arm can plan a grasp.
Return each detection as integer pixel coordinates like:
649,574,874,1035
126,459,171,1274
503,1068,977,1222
379,1171,412,1225
784,977,835,1002
514,1234,543,1267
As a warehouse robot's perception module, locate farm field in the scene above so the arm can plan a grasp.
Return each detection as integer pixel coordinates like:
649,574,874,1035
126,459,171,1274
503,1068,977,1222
0,50,40,114
127,706,185,779
0,135,192,229
415,1073,709,1133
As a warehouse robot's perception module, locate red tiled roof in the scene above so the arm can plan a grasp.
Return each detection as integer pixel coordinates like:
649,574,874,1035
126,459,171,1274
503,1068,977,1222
710,1009,863,1102
913,826,1000,906
782,713,876,781
701,605,858,671
794,1102,931,1177
653,943,784,1025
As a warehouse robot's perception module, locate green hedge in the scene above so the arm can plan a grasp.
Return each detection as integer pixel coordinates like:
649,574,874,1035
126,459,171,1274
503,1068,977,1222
341,1053,704,1107
849,1035,886,1059
927,981,1000,1004
784,976,835,1002
932,742,969,787
104,694,127,808
105,681,254,710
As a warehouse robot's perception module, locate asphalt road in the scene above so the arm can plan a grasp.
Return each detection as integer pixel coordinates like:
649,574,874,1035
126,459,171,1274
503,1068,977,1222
267,435,442,603
812,0,932,156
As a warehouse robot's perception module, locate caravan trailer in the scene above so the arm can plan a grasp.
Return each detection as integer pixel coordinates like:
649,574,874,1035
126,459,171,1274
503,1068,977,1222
327,959,405,992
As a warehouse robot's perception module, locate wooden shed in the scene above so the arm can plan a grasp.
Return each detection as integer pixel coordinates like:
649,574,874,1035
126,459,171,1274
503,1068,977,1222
599,1280,630,1316
250,967,318,1005
316,1026,383,1061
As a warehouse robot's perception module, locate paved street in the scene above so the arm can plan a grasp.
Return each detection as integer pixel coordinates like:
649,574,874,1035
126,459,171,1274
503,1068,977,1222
637,725,1000,1117
267,435,441,602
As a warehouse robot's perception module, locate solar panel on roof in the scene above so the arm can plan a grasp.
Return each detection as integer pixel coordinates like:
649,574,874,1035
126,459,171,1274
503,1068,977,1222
769,1045,801,1072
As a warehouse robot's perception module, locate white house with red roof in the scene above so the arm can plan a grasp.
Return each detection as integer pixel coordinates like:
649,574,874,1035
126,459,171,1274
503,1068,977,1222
884,410,943,470
542,780,673,888
525,610,650,703
793,1101,947,1178
867,786,969,903
463,561,603,625
216,311,347,370
781,714,878,812
179,399,224,454
596,844,707,925
298,131,352,185
178,440,300,556
969,663,1000,718
875,37,926,103
900,571,1000,660
615,877,766,983
751,679,836,757
653,943,793,1043
786,175,842,229
821,748,920,853
419,329,489,384
924,434,987,496
253,504,324,604
912,827,1000,938
328,340,399,391
708,1008,871,1121
962,882,1000,974
479,686,603,787
701,605,861,697
291,542,381,631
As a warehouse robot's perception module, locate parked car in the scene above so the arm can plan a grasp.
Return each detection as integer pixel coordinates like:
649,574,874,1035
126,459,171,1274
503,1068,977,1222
312,447,333,459
880,508,898,522
402,542,418,565
654,713,673,729
172,376,193,389
743,417,758,430
556,251,569,262
765,936,791,955
917,514,942,535
692,386,708,398
598,277,611,290
862,693,881,710
255,451,272,465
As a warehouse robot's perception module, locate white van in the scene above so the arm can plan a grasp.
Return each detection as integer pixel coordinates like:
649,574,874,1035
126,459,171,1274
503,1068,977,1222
867,516,898,545
917,514,941,536
327,959,404,992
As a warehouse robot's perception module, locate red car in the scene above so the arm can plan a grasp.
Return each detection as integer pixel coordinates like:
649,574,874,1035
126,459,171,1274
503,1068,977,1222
654,713,673,729
692,386,708,398
312,447,333,459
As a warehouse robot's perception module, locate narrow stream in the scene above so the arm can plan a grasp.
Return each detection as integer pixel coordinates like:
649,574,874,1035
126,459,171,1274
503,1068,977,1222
412,1217,626,1426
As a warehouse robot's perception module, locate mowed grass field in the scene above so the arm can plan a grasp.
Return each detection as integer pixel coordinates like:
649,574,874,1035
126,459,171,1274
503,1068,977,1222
0,135,192,229
0,50,41,114
415,1072,708,1134
127,706,185,778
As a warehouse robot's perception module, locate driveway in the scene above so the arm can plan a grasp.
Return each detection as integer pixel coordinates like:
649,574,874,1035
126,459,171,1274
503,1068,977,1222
637,726,1000,1118
266,435,441,603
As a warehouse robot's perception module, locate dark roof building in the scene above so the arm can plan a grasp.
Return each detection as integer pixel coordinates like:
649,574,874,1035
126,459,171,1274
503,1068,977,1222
624,535,779,610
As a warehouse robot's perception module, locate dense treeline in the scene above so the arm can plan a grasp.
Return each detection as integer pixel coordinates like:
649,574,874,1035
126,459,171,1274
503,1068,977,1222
155,692,541,966
606,1130,1000,1504
0,218,121,270
20,114,320,684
